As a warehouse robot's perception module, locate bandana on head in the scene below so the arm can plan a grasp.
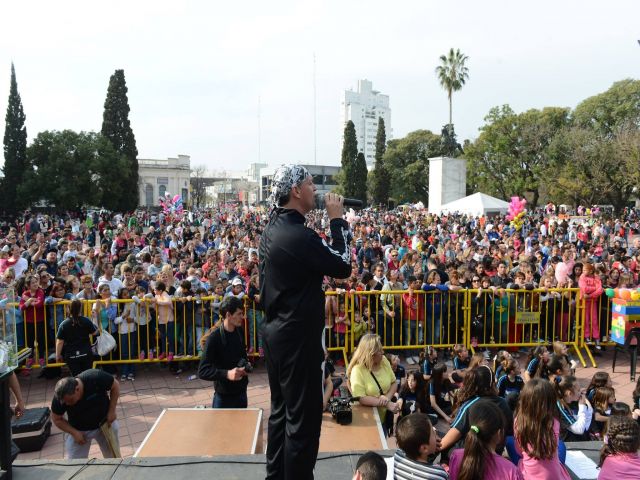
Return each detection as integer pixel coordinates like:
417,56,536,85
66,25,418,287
269,164,310,211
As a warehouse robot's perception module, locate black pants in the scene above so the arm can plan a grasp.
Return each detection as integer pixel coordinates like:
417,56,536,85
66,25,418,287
66,355,93,376
263,319,323,480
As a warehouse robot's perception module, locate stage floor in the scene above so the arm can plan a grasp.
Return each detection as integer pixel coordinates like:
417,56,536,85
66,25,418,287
10,452,370,480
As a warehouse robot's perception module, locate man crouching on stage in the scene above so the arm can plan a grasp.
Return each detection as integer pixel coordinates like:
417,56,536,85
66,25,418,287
259,164,352,479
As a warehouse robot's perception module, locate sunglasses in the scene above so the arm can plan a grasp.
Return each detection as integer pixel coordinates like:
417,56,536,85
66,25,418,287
472,278,480,282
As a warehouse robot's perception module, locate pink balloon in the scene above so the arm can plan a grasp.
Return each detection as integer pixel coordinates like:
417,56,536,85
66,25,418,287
172,194,181,204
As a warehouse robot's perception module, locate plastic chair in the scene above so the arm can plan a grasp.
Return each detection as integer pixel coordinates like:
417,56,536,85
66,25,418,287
612,327,640,382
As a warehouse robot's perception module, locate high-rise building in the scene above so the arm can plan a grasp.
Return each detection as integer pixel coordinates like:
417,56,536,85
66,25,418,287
340,79,392,168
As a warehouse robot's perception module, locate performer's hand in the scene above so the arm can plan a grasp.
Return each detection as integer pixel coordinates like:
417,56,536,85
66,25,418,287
72,430,86,445
227,367,246,381
324,193,344,220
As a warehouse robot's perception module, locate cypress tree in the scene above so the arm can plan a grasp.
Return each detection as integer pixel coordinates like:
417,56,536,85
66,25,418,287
371,117,390,206
101,69,138,211
2,63,28,214
353,152,368,204
340,120,358,197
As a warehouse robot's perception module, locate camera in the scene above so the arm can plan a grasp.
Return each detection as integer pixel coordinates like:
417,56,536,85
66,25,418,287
237,358,253,373
328,395,359,425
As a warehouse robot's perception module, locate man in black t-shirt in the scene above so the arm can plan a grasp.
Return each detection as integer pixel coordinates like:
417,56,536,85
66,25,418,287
51,369,120,459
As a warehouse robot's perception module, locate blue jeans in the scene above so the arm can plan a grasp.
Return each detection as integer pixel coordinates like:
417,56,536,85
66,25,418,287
177,320,196,356
212,391,248,408
119,331,137,377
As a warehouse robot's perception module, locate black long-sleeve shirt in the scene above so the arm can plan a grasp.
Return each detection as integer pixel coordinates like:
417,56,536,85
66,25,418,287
198,326,248,395
259,209,351,337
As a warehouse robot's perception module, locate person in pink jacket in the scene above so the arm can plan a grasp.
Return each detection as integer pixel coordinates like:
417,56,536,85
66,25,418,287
578,263,604,347
597,415,640,479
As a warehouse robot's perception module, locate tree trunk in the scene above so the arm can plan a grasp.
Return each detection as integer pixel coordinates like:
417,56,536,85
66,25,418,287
449,91,453,126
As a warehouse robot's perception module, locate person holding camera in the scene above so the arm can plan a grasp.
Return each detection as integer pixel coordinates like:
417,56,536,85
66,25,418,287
198,296,250,408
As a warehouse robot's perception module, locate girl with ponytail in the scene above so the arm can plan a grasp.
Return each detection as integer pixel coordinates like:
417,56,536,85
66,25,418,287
55,299,99,375
448,401,522,480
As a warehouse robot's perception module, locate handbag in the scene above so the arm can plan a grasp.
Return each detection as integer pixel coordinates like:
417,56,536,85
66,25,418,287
93,331,117,356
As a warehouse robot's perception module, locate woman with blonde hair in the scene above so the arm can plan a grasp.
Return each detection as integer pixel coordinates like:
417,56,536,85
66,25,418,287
347,333,399,435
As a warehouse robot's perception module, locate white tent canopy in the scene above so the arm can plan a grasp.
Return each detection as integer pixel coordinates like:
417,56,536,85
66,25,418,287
437,192,509,216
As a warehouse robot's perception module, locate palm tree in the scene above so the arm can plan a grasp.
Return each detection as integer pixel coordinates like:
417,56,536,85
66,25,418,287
435,48,469,126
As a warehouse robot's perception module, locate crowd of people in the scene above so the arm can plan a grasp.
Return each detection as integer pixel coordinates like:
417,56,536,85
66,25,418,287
3,201,640,475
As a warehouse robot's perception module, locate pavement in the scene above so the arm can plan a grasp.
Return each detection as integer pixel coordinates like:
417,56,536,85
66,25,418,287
11,348,638,461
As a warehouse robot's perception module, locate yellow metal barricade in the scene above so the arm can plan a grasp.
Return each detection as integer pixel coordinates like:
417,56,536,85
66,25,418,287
467,288,586,367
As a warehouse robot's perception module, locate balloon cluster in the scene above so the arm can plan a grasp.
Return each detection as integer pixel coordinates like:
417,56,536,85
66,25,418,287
506,196,527,231
605,288,640,301
545,203,556,215
158,192,184,218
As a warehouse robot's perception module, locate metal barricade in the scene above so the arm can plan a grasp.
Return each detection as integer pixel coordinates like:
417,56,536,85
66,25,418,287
467,288,587,367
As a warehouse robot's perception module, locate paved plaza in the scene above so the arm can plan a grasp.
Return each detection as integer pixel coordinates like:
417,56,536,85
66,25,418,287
13,349,638,460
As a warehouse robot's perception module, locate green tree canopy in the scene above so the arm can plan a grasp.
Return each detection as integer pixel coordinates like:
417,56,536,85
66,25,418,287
465,105,571,208
370,117,390,205
382,129,444,205
2,63,28,213
338,120,358,197
353,152,368,204
573,79,640,138
101,69,139,211
19,130,130,211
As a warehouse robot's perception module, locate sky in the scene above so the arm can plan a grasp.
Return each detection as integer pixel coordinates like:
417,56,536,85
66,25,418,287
1,0,639,173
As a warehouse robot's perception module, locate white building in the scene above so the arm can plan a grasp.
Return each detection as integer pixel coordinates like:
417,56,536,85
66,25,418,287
138,155,191,207
341,79,392,168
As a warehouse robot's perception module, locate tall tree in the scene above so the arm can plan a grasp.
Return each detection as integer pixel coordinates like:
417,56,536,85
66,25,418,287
353,152,368,204
339,120,358,197
382,129,444,205
190,164,208,208
370,117,390,206
2,63,28,214
101,69,138,212
465,105,570,208
19,130,129,211
435,48,470,126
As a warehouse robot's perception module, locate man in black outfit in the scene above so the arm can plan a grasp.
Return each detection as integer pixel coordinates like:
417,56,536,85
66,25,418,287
198,296,250,408
51,369,120,459
260,164,352,480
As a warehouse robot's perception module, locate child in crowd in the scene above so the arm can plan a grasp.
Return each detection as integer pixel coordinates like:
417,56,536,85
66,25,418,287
545,354,571,383
398,371,430,418
448,401,523,480
387,353,406,391
586,371,612,403
429,363,454,424
494,350,512,381
420,345,438,382
524,345,550,382
467,352,489,371
497,359,524,404
591,386,616,437
552,340,578,372
393,413,448,480
597,415,640,479
555,375,593,441
609,401,632,419
513,378,571,479
451,344,470,384
115,288,137,380
132,285,154,359
152,280,175,360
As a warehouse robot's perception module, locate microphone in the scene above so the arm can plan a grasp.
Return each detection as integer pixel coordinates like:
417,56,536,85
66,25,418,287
315,193,363,210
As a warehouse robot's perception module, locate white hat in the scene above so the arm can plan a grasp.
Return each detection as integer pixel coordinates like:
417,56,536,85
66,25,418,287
1,245,9,253
231,277,243,286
